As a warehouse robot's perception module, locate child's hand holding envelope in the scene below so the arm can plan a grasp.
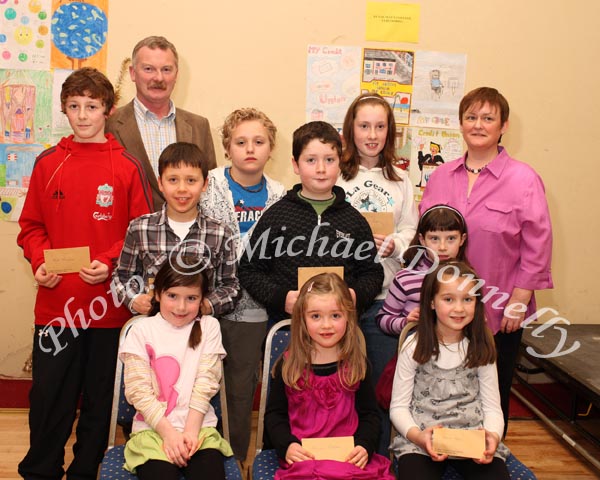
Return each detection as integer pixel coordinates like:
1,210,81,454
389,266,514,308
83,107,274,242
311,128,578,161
44,246,91,274
361,212,394,236
432,427,486,459
301,436,354,462
361,212,395,257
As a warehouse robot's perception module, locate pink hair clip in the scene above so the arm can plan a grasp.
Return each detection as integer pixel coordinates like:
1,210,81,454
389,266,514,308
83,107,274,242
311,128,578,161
307,281,314,293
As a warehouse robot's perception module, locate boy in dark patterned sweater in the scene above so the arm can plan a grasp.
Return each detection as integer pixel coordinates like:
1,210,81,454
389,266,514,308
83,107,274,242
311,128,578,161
238,121,383,321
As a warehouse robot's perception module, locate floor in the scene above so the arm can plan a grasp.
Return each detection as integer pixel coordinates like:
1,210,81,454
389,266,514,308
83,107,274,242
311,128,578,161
2,410,600,480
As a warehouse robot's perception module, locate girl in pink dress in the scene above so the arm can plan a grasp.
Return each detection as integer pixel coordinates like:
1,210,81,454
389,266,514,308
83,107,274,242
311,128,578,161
264,273,394,479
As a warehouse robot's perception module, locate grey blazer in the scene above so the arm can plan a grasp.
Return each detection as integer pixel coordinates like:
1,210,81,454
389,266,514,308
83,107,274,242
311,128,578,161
106,100,217,211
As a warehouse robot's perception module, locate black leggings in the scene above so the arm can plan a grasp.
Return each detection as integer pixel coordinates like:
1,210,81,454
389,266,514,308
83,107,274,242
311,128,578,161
136,449,225,480
396,453,510,480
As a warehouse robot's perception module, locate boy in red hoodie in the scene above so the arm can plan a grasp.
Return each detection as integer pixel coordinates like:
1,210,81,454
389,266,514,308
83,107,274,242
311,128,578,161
17,67,153,480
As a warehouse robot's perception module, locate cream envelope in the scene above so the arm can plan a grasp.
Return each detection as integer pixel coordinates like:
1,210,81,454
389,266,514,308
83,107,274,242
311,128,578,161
44,246,91,274
297,266,344,290
361,211,394,236
301,436,354,461
432,427,486,459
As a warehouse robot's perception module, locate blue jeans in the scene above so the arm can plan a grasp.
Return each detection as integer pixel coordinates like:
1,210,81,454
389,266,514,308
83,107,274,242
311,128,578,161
360,300,398,457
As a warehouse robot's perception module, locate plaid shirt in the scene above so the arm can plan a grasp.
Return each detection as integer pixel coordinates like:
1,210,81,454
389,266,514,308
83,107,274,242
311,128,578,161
111,204,239,317
133,97,177,176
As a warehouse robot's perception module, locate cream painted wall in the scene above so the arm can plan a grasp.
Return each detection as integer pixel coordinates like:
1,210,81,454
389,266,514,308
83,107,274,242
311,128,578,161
1,0,598,366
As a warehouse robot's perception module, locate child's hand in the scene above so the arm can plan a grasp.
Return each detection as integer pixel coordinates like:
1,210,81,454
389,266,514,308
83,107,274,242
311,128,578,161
285,290,299,315
34,264,62,288
200,298,212,315
79,260,109,285
162,430,191,467
474,429,500,465
408,426,448,461
345,445,368,469
374,234,395,258
407,307,420,322
182,432,203,457
426,427,449,461
285,442,315,465
132,294,153,315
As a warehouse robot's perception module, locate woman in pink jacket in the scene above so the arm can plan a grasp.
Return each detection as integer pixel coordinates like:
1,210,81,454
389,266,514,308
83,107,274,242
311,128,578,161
420,87,553,436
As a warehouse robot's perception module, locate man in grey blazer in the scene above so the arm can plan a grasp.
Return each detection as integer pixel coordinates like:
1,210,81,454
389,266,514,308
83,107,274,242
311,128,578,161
107,36,216,211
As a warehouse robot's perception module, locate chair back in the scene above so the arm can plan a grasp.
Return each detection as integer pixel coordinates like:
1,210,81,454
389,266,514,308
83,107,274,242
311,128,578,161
107,316,144,449
389,321,419,445
255,319,291,455
398,321,418,354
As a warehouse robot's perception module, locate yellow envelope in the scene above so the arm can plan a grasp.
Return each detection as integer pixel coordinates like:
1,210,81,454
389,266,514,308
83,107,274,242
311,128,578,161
361,211,394,236
44,246,91,274
301,436,354,461
432,428,485,459
297,266,344,290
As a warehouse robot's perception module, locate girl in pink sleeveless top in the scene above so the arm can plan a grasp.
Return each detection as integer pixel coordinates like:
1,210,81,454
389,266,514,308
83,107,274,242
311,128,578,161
264,273,394,479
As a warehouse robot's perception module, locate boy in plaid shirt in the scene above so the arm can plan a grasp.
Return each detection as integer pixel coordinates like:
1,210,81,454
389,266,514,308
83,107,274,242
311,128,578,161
112,142,239,317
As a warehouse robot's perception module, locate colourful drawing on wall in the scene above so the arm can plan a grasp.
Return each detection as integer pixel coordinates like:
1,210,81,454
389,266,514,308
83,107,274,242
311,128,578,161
305,45,361,127
50,0,108,70
1,79,36,144
52,68,73,137
0,186,27,221
1,69,53,145
361,48,414,125
0,0,52,70
393,127,410,171
0,143,43,221
0,143,42,187
410,51,467,130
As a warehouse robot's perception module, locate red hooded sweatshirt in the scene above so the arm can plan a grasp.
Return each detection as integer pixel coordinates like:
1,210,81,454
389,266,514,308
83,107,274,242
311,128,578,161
17,134,153,328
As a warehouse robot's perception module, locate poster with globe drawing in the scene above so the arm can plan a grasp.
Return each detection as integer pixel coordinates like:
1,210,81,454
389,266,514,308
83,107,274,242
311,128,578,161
51,0,108,70
0,0,52,70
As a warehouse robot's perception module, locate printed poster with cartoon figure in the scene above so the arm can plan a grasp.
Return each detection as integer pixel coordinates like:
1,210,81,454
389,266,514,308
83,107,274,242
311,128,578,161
406,127,463,202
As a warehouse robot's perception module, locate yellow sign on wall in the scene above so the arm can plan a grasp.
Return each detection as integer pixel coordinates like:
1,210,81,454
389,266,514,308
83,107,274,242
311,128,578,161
366,2,420,43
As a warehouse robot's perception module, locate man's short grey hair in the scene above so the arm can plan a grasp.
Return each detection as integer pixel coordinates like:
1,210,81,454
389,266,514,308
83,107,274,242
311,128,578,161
131,36,179,67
